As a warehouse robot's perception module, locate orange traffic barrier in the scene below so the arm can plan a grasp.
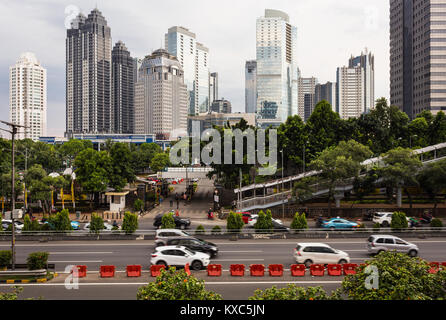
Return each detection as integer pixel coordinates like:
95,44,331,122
429,262,440,274
126,265,142,277
250,264,265,277
441,262,446,270
207,264,222,277
310,264,325,276
343,264,358,275
150,265,166,277
74,265,87,278
185,263,191,276
268,264,284,277
290,264,306,277
100,265,115,278
230,264,245,277
327,264,342,276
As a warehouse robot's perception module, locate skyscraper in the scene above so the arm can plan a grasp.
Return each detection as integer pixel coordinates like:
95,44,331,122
165,26,210,115
209,72,219,104
256,9,299,126
336,66,365,119
112,41,135,134
66,8,112,135
390,0,446,119
315,81,337,113
134,49,188,140
210,99,232,113
298,77,318,121
245,60,257,114
9,52,47,141
349,49,375,113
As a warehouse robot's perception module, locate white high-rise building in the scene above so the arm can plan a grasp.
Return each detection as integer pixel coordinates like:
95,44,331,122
349,49,375,113
165,27,210,115
336,66,365,119
245,60,257,114
256,9,299,126
9,52,47,141
315,81,337,113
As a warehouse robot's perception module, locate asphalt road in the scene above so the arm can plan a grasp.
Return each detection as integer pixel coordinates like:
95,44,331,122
1,237,446,300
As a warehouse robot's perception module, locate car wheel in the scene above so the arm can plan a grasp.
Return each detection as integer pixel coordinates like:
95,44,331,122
157,261,167,267
382,221,389,227
408,250,418,257
191,261,203,271
304,260,313,268
338,259,347,265
180,224,185,230
330,227,335,231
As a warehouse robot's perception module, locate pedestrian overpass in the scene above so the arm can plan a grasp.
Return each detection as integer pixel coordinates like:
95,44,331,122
234,142,446,212
157,167,213,180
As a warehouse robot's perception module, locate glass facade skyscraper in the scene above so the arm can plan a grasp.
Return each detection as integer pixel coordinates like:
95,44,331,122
256,9,299,125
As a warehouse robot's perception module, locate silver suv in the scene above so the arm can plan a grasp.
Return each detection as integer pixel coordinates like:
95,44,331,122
367,235,418,257
155,229,193,247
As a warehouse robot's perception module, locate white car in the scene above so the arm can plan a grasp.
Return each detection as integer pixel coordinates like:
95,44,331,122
150,245,210,271
155,229,193,246
83,222,117,231
293,243,350,267
373,212,410,227
247,215,283,228
2,220,24,232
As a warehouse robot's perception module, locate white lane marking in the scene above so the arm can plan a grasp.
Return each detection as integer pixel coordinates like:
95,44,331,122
48,260,103,263
219,251,263,253
49,252,113,255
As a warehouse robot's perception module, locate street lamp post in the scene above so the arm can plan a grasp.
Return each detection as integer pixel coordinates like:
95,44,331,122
410,135,418,149
280,150,284,219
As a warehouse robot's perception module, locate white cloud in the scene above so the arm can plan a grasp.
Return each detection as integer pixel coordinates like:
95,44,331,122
0,0,390,136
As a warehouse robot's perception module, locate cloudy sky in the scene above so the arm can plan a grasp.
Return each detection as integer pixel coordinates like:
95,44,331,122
0,0,390,136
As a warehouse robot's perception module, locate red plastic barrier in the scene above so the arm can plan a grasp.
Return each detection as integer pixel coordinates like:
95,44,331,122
327,264,342,276
126,265,142,277
268,264,284,277
172,181,177,185
290,264,306,277
250,264,265,277
310,264,325,276
100,265,115,278
150,265,166,277
343,264,358,275
441,262,446,270
230,264,245,277
74,265,87,278
185,263,191,276
429,262,440,274
207,264,222,277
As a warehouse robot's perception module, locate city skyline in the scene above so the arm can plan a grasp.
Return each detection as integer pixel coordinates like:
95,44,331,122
0,0,390,136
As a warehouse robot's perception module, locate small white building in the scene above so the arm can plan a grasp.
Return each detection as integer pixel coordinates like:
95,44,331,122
105,191,129,213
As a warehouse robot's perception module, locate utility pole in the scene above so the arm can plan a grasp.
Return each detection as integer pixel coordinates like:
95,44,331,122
0,120,26,270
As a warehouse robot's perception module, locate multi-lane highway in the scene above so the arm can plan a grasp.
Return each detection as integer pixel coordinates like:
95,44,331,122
1,237,446,300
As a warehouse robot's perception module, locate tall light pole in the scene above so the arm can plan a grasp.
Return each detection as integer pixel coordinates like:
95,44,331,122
410,135,418,149
280,150,284,219
0,120,26,270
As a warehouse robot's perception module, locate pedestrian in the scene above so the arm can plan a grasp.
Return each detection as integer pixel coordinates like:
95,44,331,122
170,199,173,208
175,209,179,217
176,199,179,209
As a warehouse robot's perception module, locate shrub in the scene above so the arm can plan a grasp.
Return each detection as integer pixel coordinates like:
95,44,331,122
47,209,73,231
291,212,308,230
431,218,443,228
211,226,222,235
0,287,23,300
255,210,273,233
22,214,32,232
0,251,12,267
373,223,381,230
195,225,205,235
161,212,176,229
27,252,49,270
391,211,408,229
226,211,244,233
90,213,105,234
137,267,222,300
122,211,139,234
250,285,331,300
133,199,144,212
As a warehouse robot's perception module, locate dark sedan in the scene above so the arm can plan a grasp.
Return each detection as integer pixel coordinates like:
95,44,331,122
165,237,219,258
153,214,191,230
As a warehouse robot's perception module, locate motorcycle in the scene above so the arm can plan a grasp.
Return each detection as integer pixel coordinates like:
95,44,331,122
420,213,433,224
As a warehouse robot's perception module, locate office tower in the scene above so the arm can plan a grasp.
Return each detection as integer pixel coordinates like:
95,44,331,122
210,99,232,113
298,77,318,121
66,8,112,135
134,49,188,139
209,72,219,104
256,9,299,125
9,52,47,141
336,66,365,119
390,0,446,119
112,41,135,134
349,49,375,113
133,58,143,85
245,60,257,113
315,81,337,113
165,26,210,115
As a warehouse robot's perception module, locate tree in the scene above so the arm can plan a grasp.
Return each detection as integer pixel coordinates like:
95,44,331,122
74,149,112,208
47,209,72,231
137,267,222,300
278,115,308,174
292,177,316,205
291,212,308,230
150,153,171,173
408,117,429,148
59,139,92,167
161,212,176,229
417,159,446,211
109,143,135,191
335,251,446,300
226,211,244,233
131,143,163,173
249,285,330,300
254,210,272,233
379,148,423,208
122,211,138,234
133,199,144,212
390,211,408,229
90,213,105,234
310,140,373,216
428,111,446,145
352,167,379,203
